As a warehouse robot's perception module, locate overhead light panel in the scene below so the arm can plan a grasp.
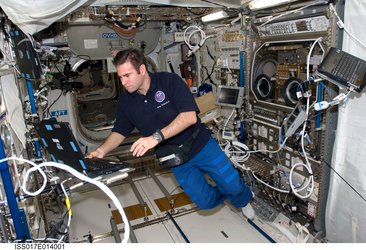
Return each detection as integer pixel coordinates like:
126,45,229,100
201,10,229,23
249,0,295,10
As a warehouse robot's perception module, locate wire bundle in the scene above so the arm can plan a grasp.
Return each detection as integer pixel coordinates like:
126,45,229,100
0,156,130,243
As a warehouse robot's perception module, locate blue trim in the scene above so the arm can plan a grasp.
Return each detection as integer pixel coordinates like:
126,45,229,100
26,79,42,159
26,50,31,60
247,219,276,243
45,125,53,131
240,122,245,142
315,82,324,129
79,160,87,171
239,51,245,88
41,138,48,147
50,154,57,162
26,80,37,114
34,140,42,159
0,139,29,239
239,51,245,141
19,209,31,239
69,141,78,152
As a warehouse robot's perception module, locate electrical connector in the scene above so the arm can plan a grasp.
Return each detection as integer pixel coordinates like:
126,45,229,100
331,93,347,105
314,101,329,111
314,93,349,111
336,20,344,29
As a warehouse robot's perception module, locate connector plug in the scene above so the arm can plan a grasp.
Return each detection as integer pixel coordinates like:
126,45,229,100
314,101,330,111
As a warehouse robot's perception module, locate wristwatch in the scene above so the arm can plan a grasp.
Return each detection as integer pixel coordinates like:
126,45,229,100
152,129,164,143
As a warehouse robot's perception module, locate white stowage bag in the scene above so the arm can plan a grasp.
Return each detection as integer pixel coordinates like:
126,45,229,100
325,0,366,243
0,73,26,149
0,0,88,35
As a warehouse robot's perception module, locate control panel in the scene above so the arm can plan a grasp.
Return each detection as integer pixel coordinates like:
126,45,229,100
257,16,329,37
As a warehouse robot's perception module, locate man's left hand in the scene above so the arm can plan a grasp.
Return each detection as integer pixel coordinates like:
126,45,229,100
130,136,158,157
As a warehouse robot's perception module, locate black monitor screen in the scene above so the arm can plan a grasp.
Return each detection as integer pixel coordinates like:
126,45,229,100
218,88,239,105
216,86,244,108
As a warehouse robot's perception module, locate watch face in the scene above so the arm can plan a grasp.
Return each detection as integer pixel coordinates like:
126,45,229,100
153,132,162,142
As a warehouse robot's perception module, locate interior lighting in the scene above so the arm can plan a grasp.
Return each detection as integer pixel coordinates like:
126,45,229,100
201,10,229,23
249,0,295,10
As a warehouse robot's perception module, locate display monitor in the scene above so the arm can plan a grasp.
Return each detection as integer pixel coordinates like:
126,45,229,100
215,85,244,108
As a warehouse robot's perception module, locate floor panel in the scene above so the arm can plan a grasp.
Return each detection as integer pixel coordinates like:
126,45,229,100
68,172,270,243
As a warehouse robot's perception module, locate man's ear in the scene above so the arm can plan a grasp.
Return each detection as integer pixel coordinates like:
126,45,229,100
139,64,147,75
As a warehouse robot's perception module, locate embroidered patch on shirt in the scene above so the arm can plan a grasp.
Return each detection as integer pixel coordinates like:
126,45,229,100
155,90,165,103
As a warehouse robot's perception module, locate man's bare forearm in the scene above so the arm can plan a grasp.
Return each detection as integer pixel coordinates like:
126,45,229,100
161,111,197,140
98,132,125,155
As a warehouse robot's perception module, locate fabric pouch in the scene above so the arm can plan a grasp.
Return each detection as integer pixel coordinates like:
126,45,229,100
155,144,189,168
155,127,200,169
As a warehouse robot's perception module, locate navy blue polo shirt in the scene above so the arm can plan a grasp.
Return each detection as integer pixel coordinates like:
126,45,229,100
112,72,211,160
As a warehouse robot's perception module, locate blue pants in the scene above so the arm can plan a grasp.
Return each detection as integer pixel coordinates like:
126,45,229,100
171,138,252,209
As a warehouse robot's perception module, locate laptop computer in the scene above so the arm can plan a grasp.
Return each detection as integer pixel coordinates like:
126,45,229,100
35,119,134,178
316,47,366,93
9,27,43,80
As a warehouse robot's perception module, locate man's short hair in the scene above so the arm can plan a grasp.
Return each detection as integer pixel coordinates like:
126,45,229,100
112,49,148,73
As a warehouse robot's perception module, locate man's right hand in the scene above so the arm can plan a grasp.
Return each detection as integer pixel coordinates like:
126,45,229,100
86,148,105,159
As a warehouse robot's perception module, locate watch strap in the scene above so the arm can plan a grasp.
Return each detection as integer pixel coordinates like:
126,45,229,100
156,129,165,142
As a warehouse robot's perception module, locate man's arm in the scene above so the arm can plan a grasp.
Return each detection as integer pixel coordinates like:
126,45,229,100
87,132,126,159
130,111,197,157
161,111,197,140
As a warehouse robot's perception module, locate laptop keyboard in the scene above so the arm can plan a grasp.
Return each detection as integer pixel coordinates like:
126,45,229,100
84,158,130,174
331,51,364,83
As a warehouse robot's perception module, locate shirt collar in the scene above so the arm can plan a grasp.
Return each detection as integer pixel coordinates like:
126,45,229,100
131,72,155,96
147,72,157,93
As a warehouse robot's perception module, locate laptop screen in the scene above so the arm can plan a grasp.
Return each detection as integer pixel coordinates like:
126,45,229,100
35,119,89,173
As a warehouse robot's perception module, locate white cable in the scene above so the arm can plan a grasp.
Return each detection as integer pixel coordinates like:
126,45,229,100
0,156,130,243
230,13,242,26
285,35,322,199
226,61,233,74
183,25,214,56
223,108,236,136
59,178,72,243
0,157,48,196
329,4,366,49
224,141,250,163
184,25,201,51
223,135,288,165
251,171,291,194
289,96,314,199
227,134,313,199
307,37,325,80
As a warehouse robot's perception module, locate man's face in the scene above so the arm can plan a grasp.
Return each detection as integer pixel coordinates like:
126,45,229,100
116,61,145,93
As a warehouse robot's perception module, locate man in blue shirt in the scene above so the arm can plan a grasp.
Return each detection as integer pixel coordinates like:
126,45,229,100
88,49,255,219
